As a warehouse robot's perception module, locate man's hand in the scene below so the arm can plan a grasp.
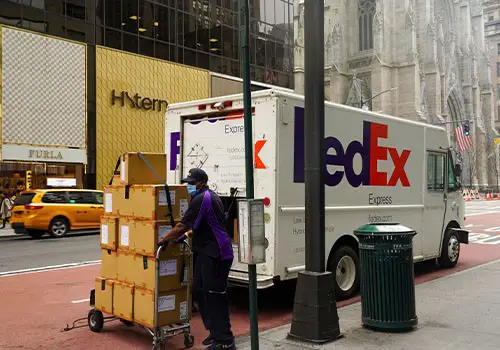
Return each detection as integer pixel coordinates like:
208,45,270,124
158,222,190,246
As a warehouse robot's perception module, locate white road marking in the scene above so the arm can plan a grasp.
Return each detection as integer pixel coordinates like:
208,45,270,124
0,260,101,277
72,298,90,304
465,224,484,228
466,211,500,217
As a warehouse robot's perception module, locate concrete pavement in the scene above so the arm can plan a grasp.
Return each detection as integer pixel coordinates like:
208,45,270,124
236,259,500,350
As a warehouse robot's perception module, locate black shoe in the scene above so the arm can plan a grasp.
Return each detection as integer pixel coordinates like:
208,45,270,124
206,341,236,350
202,335,214,346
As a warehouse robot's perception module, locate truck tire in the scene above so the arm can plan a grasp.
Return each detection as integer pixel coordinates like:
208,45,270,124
328,245,359,300
438,229,460,268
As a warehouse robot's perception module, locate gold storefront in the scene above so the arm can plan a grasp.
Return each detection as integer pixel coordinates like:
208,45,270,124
96,47,210,189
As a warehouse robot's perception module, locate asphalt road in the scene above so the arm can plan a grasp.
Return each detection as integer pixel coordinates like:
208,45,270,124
0,199,497,274
0,232,100,273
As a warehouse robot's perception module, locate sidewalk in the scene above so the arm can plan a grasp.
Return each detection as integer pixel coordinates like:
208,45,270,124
236,259,500,350
0,228,21,238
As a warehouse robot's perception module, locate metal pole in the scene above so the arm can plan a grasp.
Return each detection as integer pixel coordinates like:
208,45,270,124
304,0,325,273
239,0,259,347
289,0,340,343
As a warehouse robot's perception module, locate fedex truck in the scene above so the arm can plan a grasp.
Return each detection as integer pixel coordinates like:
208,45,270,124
165,89,469,300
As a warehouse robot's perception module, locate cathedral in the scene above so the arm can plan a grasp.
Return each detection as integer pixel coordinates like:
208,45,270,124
294,0,498,189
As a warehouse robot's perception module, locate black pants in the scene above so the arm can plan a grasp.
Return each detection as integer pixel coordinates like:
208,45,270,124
194,253,234,344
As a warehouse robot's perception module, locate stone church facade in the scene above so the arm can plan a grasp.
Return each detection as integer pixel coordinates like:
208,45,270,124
294,0,499,189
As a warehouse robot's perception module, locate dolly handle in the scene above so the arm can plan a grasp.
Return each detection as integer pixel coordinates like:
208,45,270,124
175,230,192,244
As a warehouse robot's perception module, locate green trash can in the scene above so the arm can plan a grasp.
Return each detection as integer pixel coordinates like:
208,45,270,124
354,223,418,331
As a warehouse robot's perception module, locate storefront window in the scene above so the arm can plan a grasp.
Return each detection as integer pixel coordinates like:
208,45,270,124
0,162,83,193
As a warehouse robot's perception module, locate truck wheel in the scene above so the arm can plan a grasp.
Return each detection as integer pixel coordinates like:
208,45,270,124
49,218,69,238
88,309,104,333
438,229,460,268
328,245,359,300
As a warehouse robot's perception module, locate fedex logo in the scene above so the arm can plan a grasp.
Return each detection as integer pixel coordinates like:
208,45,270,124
293,107,411,187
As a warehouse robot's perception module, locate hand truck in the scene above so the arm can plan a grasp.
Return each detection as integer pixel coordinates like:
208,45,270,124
87,240,194,350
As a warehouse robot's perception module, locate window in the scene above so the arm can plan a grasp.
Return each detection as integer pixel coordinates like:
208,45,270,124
358,0,375,52
497,105,500,120
14,193,37,206
497,62,500,77
497,84,500,100
497,43,500,55
489,15,494,21
94,192,104,204
42,192,69,203
67,191,98,204
427,153,446,192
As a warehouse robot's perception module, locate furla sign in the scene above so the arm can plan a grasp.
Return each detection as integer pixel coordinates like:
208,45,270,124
111,90,169,112
2,145,87,164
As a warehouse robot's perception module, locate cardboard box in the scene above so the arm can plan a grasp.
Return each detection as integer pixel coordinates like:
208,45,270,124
116,249,136,283
133,287,190,328
113,281,134,321
123,218,186,257
94,277,114,314
112,185,190,221
135,252,192,293
111,175,121,185
101,249,117,279
103,186,125,216
120,152,166,185
100,216,119,250
118,219,133,251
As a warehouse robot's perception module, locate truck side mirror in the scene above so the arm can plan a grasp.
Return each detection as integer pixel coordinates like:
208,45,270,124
454,164,462,177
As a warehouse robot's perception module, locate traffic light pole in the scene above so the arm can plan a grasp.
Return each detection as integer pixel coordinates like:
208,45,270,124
288,0,340,343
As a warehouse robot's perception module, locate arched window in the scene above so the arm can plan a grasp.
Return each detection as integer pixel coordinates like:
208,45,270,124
358,0,376,51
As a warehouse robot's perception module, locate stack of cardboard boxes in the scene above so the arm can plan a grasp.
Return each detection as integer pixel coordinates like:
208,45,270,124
95,152,192,328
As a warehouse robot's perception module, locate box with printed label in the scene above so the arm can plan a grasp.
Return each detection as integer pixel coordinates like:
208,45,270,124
134,252,192,293
103,185,128,216
116,249,136,283
133,287,190,328
124,219,186,257
118,218,134,251
113,281,134,321
115,185,190,221
94,277,114,314
100,216,119,250
120,152,167,185
101,249,117,279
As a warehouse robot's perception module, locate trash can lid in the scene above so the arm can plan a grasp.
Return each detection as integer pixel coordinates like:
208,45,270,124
354,222,416,236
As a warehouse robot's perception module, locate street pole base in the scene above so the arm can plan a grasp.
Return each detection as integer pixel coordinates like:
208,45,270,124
288,270,341,344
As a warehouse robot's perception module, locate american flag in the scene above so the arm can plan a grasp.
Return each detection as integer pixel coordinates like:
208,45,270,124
454,125,473,152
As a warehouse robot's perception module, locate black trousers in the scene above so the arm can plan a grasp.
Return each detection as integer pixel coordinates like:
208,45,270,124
194,253,234,344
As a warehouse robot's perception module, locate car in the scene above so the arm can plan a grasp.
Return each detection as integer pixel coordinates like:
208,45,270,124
10,189,104,239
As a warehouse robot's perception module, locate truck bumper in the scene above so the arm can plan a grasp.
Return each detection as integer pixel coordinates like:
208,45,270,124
228,270,275,289
450,228,469,244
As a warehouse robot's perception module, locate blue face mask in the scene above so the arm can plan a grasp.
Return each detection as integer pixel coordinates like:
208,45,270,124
187,184,197,196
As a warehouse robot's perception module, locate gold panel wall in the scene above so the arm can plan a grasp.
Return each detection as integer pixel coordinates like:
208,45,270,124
96,47,210,189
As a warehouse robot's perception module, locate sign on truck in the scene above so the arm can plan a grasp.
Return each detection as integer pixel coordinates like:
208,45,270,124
165,89,469,300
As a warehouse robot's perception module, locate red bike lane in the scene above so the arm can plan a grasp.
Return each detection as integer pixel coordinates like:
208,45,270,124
2,214,500,350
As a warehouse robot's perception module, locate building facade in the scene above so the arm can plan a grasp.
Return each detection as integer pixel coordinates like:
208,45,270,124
294,0,497,189
0,0,294,189
485,1,500,126
0,26,87,193
0,0,293,88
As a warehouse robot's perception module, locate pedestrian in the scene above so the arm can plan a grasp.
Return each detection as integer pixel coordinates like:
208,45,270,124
1,192,13,229
159,168,235,350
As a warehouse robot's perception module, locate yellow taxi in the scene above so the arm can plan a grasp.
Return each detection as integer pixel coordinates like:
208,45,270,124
10,189,104,239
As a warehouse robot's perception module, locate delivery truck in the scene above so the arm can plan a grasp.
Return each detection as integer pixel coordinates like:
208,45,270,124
165,89,469,300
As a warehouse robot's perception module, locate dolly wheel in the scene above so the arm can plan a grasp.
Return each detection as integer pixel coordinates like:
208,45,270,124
88,309,104,333
184,334,195,348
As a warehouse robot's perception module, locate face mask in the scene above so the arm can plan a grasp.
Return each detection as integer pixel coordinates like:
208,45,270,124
187,184,197,196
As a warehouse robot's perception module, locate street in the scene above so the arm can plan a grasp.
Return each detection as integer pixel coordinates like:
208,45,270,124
1,200,500,349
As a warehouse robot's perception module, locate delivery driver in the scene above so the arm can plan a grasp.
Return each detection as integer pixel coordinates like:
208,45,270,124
159,168,235,350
